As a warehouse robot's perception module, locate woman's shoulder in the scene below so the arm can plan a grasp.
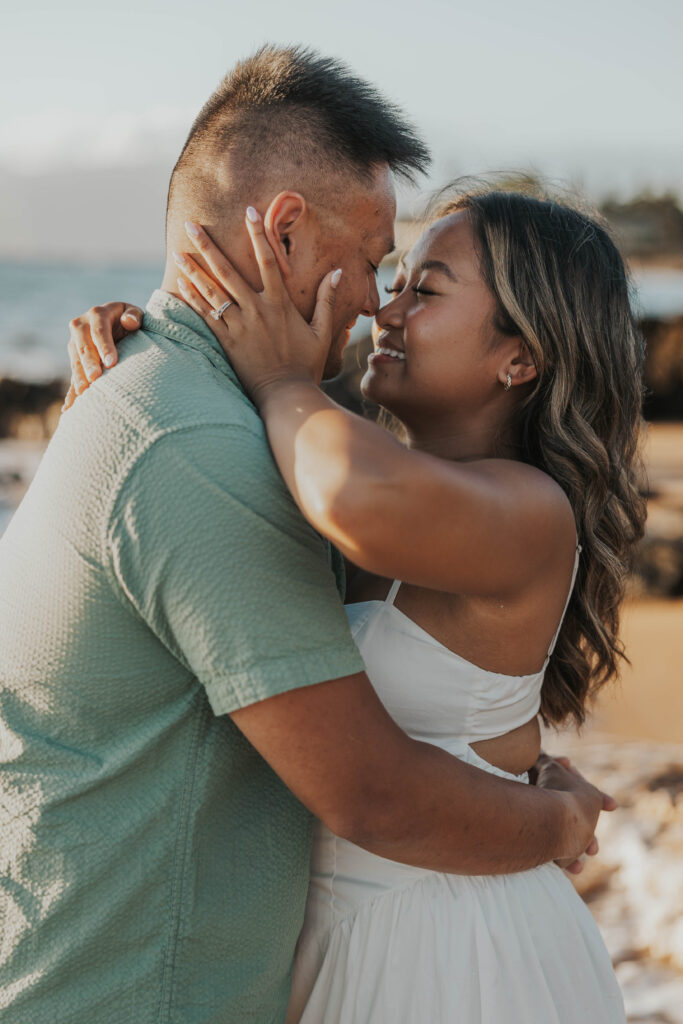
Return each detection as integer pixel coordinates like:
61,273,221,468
473,458,575,528
460,458,578,575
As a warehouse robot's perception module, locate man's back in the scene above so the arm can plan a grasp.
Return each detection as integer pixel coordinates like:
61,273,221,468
0,293,363,1023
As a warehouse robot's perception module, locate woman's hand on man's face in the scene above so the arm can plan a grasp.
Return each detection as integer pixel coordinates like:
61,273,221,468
62,302,143,411
174,210,341,406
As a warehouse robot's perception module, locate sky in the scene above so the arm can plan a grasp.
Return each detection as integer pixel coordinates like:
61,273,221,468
1,0,682,259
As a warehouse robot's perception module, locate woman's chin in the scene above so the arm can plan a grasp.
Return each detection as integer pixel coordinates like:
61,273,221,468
359,367,383,404
360,368,398,413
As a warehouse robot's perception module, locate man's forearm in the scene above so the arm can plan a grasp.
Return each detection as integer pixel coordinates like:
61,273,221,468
344,736,578,875
231,674,591,878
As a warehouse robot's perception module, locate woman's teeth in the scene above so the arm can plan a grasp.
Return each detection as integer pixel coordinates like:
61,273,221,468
375,347,406,361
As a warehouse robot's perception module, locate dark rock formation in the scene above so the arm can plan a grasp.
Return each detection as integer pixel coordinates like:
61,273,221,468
0,377,66,440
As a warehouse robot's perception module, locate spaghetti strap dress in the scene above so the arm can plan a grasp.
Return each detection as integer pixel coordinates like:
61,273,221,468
287,547,626,1023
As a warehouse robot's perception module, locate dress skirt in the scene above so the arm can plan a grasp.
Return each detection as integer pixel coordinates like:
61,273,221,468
287,749,625,1024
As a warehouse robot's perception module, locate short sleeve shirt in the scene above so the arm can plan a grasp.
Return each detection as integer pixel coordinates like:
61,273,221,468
0,291,364,1023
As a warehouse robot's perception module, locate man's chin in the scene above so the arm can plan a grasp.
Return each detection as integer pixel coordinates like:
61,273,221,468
321,333,350,381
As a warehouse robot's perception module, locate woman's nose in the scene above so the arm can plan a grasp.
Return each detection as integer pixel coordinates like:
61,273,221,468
374,294,404,331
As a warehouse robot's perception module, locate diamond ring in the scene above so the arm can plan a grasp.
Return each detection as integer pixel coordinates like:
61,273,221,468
210,300,233,321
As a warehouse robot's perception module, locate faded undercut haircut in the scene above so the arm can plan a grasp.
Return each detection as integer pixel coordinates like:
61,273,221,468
166,45,430,233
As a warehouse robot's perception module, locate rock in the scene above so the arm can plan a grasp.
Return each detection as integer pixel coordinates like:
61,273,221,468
0,377,66,440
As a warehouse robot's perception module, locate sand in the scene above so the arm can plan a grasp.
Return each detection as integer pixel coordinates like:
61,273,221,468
584,423,682,746
582,598,683,745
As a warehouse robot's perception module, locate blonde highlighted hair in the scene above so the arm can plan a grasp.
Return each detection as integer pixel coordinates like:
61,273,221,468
435,183,647,727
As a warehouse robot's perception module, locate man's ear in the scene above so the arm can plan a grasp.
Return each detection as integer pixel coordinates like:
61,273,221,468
497,339,538,388
262,192,309,277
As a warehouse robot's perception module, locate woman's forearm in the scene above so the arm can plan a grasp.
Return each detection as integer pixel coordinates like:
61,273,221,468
257,379,405,547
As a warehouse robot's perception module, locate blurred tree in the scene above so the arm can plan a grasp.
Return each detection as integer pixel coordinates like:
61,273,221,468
601,193,683,261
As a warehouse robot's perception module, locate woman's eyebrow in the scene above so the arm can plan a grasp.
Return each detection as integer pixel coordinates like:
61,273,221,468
415,259,456,281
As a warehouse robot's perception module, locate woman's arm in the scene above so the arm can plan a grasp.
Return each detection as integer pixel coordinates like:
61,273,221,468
253,380,572,595
174,214,575,597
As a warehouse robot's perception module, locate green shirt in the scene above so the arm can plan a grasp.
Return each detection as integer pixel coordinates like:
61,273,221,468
0,291,364,1023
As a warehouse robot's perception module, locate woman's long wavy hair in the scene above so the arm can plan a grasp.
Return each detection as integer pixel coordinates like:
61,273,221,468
434,184,647,728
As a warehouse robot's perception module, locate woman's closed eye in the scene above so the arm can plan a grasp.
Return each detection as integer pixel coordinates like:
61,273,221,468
384,282,438,298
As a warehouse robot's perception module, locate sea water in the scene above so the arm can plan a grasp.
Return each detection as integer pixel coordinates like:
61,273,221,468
2,260,683,383
0,260,163,382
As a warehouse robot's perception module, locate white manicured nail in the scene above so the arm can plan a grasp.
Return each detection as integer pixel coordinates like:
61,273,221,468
246,206,259,223
331,268,342,287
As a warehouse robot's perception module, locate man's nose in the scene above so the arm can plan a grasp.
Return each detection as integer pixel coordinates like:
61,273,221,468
361,275,381,318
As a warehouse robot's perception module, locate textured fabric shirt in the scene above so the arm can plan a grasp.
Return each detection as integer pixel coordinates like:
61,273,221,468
0,291,364,1023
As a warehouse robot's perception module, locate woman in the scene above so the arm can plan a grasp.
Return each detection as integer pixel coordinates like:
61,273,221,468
67,187,644,1022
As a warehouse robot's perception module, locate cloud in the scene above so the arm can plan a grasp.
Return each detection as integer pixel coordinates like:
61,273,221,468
0,105,199,175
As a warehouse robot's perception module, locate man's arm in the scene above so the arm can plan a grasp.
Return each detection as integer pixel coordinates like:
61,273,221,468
231,671,605,875
109,425,605,877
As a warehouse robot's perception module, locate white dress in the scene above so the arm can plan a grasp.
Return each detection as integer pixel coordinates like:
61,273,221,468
287,551,626,1023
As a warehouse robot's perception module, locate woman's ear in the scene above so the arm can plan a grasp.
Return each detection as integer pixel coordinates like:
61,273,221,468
498,339,538,388
262,192,308,277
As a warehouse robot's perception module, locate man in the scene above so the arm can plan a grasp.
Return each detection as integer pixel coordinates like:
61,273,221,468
0,46,609,1024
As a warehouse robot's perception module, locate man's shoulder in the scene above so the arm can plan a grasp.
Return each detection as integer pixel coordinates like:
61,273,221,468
97,326,264,445
50,326,275,540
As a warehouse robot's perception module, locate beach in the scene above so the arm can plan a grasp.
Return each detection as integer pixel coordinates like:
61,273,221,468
1,340,682,1024
586,597,683,745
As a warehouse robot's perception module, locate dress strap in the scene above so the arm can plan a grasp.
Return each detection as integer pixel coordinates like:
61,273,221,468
385,580,402,606
546,545,582,659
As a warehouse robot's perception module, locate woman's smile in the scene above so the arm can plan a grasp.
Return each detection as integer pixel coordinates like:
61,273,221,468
368,346,406,364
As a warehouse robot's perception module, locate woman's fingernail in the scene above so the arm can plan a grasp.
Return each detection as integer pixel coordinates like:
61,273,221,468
172,251,187,266
185,221,200,237
104,354,116,368
331,268,343,288
177,277,189,294
246,206,259,223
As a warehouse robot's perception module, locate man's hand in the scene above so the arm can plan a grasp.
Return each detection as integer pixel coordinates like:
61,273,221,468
533,751,616,875
62,302,143,411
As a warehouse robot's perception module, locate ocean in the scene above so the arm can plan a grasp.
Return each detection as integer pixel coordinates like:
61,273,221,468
0,261,163,383
2,260,683,383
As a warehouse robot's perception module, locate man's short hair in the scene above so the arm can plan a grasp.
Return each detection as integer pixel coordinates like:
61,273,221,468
167,45,430,228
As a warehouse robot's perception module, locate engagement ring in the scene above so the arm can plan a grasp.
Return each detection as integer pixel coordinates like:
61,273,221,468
211,300,233,320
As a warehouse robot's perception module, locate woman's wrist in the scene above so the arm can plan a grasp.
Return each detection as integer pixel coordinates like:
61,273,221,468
252,374,321,412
